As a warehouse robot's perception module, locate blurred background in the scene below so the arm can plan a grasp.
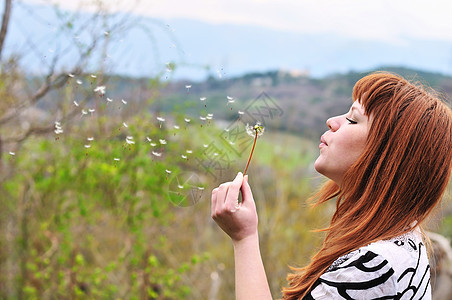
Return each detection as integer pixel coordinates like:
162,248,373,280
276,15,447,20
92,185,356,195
1,0,451,299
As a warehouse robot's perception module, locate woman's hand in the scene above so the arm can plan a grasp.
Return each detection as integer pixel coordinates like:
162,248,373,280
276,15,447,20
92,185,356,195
211,172,258,243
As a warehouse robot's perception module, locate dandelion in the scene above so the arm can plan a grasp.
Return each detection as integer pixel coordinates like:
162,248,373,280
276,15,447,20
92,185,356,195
152,151,162,157
243,122,265,175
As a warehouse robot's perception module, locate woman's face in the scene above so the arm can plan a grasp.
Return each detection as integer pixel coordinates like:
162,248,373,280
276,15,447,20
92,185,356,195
314,101,371,186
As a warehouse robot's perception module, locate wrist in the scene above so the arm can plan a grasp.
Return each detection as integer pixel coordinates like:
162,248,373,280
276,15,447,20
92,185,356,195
232,232,259,249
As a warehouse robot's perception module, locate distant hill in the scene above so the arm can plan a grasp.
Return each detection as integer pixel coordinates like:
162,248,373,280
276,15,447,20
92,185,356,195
28,66,452,140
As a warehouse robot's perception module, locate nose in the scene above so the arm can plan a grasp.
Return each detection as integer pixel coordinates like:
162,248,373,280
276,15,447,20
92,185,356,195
326,116,340,131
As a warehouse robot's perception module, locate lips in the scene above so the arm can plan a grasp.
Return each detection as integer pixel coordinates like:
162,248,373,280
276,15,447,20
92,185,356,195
320,135,328,146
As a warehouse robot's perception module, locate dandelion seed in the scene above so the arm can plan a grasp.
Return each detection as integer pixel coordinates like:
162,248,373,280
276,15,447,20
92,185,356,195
197,187,205,190
91,74,97,78
165,169,172,174
76,80,83,85
73,100,79,107
173,125,180,129
125,139,135,145
150,143,157,147
178,184,184,189
106,97,113,102
87,137,94,141
229,141,235,145
104,31,109,36
238,110,244,115
181,155,187,159
114,158,120,161
146,137,152,142
54,129,63,134
9,151,15,156
88,108,95,114
206,113,213,120
152,151,162,157
185,85,192,89
126,136,133,140
68,73,74,78
84,144,91,148
48,48,54,53
184,118,191,123
159,139,167,145
81,109,88,116
227,96,235,103
186,150,193,154
93,86,106,94
200,97,206,101
156,117,165,122
203,144,208,148
199,116,206,121
123,122,128,128
121,99,127,105
224,128,230,132
213,152,219,156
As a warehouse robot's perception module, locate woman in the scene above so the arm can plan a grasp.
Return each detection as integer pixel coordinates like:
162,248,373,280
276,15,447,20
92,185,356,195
211,72,452,299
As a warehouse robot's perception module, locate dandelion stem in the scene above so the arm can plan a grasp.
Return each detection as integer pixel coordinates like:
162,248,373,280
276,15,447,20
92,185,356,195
243,131,258,176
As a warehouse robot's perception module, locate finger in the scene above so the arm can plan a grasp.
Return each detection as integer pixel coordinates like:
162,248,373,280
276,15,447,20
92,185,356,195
241,175,254,206
215,182,230,214
225,172,243,210
211,188,219,217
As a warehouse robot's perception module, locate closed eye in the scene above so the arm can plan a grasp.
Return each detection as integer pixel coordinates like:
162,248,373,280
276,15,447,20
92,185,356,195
346,117,357,124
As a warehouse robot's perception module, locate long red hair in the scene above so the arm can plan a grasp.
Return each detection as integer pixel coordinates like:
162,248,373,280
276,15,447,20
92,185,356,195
282,72,452,299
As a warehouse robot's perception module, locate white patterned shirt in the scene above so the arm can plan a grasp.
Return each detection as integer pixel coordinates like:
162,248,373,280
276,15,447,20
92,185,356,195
305,229,431,299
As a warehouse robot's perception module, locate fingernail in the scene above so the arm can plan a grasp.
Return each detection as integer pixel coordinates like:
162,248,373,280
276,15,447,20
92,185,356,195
237,172,242,177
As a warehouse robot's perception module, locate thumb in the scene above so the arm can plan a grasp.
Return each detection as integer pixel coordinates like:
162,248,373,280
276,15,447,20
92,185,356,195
240,175,254,206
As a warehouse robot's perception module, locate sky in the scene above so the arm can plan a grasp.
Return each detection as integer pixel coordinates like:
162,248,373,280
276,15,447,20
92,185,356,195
13,0,452,79
25,0,452,43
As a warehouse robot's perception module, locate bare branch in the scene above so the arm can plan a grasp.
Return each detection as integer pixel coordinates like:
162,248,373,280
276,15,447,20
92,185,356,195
0,0,12,60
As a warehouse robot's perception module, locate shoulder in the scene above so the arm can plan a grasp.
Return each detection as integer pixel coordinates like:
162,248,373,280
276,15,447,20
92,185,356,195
307,230,431,299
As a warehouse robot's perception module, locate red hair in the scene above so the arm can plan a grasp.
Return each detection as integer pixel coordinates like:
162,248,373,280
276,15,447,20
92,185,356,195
282,72,452,299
